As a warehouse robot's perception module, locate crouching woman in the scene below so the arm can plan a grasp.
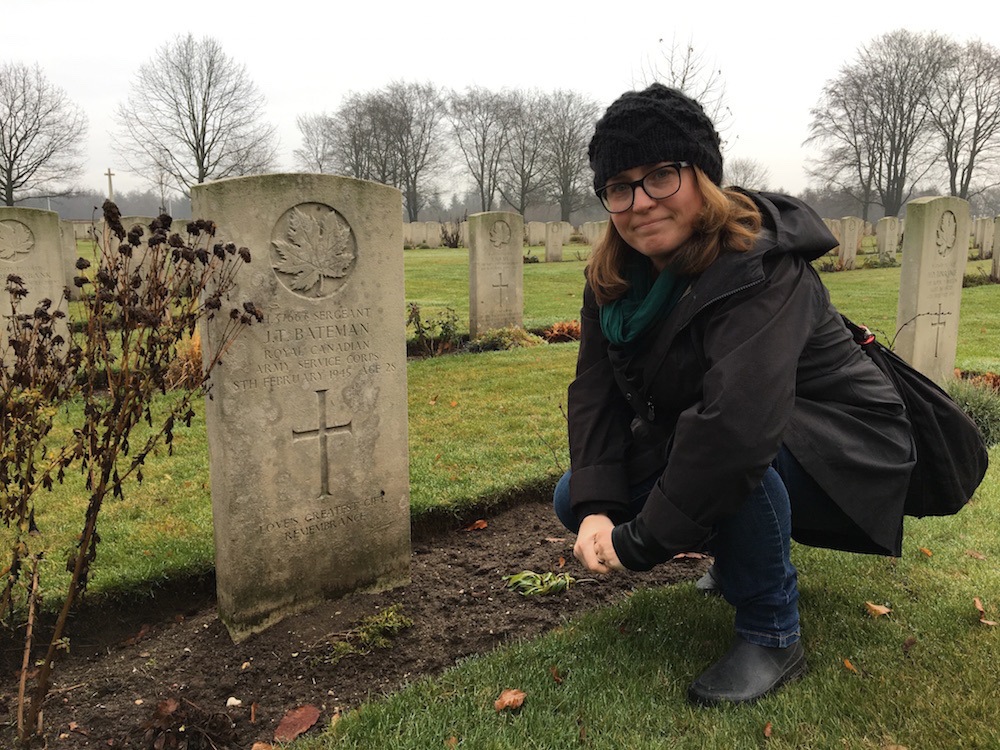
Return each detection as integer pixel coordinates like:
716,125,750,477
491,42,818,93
554,84,914,706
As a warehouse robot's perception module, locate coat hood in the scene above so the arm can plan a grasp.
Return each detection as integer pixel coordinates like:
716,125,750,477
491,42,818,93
742,190,839,263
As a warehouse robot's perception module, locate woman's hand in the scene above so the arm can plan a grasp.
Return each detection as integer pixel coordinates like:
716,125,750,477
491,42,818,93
574,514,624,573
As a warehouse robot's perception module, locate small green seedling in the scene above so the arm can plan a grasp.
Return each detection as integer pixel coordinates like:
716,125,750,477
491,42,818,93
503,570,575,596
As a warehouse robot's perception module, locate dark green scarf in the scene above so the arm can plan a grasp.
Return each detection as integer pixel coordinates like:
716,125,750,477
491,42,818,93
600,258,688,346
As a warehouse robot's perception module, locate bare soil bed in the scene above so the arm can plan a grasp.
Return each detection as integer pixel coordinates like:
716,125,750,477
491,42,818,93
0,496,707,749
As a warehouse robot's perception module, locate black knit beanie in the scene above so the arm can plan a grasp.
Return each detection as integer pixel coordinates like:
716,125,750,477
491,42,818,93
589,83,723,190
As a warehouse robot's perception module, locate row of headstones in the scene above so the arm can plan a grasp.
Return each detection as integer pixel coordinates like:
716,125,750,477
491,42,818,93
0,184,985,643
822,215,999,271
404,219,610,250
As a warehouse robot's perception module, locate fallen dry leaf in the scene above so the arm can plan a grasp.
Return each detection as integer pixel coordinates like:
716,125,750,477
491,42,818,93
251,701,258,724
965,549,987,560
463,519,487,531
428,395,438,405
763,721,773,738
918,547,932,557
494,688,526,712
557,556,566,569
550,666,564,684
445,738,459,748
865,601,892,617
449,400,458,407
974,597,998,626
68,721,89,737
251,744,274,750
843,658,859,674
274,704,321,743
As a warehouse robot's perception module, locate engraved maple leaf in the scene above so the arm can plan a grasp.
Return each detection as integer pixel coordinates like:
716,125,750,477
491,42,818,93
490,221,511,248
0,221,34,261
272,208,354,292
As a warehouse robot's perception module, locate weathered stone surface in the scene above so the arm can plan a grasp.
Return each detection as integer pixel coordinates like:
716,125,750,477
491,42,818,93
0,208,67,345
468,211,523,337
839,216,863,269
545,221,563,262
192,174,409,641
526,221,546,246
895,196,970,383
876,216,900,264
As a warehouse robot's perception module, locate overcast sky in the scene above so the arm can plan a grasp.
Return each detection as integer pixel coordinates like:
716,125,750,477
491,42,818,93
5,0,996,200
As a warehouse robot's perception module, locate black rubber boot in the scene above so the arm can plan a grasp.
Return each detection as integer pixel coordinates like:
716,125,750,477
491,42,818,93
694,563,721,596
687,636,806,706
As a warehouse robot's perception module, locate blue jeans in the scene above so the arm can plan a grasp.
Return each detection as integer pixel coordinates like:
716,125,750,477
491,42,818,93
554,446,817,648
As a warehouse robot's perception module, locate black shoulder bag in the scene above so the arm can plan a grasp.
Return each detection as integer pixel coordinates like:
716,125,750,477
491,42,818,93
842,316,989,517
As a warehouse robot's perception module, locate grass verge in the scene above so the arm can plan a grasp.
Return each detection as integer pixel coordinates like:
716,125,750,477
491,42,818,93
299,449,1000,749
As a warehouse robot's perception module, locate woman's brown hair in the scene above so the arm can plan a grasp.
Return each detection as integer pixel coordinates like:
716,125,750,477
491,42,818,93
585,166,762,305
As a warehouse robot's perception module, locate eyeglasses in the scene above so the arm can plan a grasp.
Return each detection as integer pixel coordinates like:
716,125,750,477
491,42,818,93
595,162,691,213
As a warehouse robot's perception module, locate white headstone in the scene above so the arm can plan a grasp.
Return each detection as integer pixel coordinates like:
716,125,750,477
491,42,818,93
191,174,410,641
526,221,546,247
980,217,994,261
895,196,971,383
992,217,1000,282
468,211,523,337
424,221,442,248
839,216,862,269
875,217,900,264
545,221,563,262
0,208,67,346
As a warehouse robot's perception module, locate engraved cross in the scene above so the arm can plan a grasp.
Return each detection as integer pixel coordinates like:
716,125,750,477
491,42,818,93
493,272,509,308
292,389,353,497
930,303,949,358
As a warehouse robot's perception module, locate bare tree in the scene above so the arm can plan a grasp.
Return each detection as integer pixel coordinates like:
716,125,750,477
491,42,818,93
329,90,398,185
0,61,86,206
804,66,880,218
385,81,447,222
293,113,337,173
542,89,602,222
311,82,445,220
807,29,950,218
448,86,516,212
114,34,277,194
640,34,732,143
927,39,1000,199
724,157,771,190
497,89,550,215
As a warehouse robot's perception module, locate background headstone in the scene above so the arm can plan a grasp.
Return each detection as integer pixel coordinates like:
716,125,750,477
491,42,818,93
468,211,523,337
875,216,900,264
526,221,546,247
192,174,410,641
895,196,971,383
424,221,442,248
993,217,1000,282
979,217,994,261
0,208,68,346
60,219,82,301
839,216,862,269
545,221,563,262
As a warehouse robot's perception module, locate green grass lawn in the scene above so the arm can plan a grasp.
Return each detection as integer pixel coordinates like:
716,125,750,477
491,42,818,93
4,247,999,748
300,453,1000,748
6,255,998,602
405,246,591,332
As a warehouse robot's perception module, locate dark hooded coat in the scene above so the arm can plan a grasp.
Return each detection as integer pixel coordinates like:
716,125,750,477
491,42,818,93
567,191,915,571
